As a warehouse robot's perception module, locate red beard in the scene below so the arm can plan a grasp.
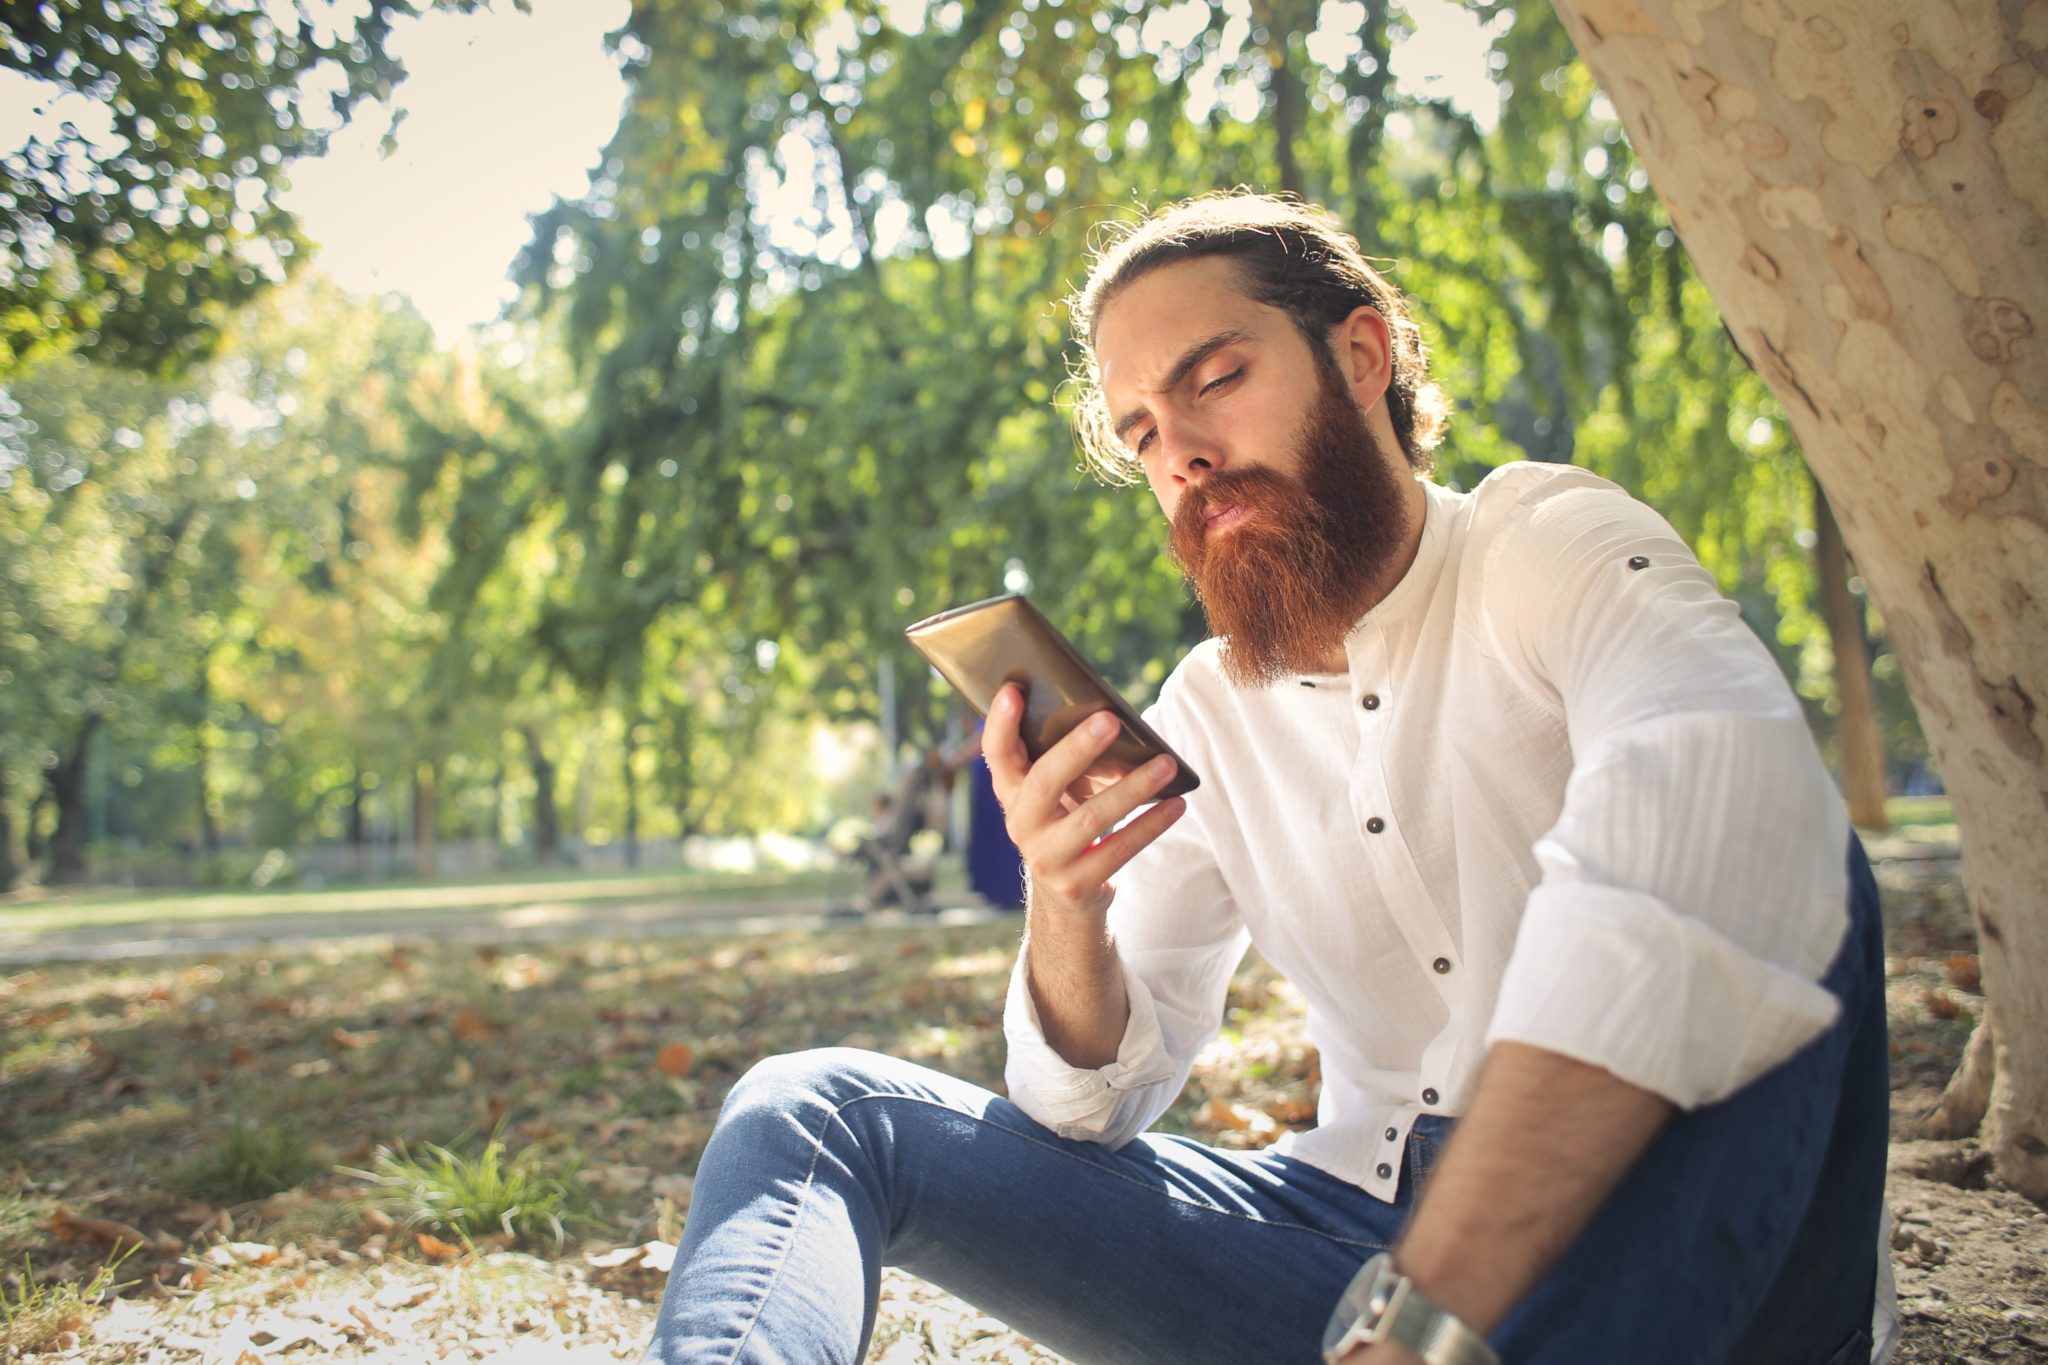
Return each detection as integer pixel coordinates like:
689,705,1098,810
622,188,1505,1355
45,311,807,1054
1168,368,1415,688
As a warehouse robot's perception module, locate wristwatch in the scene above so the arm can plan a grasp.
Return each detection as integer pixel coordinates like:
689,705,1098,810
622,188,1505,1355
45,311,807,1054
1321,1252,1501,1365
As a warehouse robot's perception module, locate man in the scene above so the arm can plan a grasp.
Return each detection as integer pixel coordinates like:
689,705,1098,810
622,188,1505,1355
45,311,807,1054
644,194,1892,1364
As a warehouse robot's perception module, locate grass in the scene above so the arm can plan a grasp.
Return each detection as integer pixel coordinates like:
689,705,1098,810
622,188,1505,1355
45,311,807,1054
169,1122,324,1205
0,864,839,936
1884,794,1954,832
0,1249,135,1355
350,1134,589,1249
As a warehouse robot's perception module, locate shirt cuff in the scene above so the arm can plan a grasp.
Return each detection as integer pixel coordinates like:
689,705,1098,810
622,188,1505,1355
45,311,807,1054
1002,946,1182,1142
1484,882,1843,1109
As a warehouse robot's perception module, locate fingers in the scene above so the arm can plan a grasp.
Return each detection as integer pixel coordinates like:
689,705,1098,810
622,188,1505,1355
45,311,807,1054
1025,789,1187,910
1020,709,1127,813
981,685,1187,914
1032,752,1180,873
980,685,1036,797
985,689,1124,815
1011,753,1186,910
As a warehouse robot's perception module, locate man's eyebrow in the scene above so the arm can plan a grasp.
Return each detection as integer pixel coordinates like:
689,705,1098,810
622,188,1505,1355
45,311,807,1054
1110,328,1256,443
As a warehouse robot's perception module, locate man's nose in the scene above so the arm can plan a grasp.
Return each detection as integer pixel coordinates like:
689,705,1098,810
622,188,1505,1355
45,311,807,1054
1156,414,1224,486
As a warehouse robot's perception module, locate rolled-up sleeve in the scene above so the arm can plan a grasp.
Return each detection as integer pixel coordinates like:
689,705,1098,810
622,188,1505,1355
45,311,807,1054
1478,471,1851,1108
1001,951,1184,1143
1001,686,1249,1146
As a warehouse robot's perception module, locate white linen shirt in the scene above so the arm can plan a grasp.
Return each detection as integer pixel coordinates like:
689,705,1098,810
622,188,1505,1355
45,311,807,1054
1002,460,1853,1204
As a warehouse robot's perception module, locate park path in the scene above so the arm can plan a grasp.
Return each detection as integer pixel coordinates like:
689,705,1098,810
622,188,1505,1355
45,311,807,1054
0,893,1009,965
1,831,1948,967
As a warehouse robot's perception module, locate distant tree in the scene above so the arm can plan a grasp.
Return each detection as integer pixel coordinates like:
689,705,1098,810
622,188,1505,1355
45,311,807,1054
0,0,509,377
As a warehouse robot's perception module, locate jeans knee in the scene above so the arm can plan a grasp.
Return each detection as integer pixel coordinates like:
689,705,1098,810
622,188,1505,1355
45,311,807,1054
719,1047,894,1129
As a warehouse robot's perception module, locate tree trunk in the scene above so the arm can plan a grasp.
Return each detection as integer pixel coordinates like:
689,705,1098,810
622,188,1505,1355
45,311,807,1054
1811,469,1890,830
1924,1004,1996,1140
413,759,438,882
0,752,17,896
1267,27,1306,197
1552,0,2048,1198
350,761,370,883
46,713,101,885
1343,0,1395,229
25,779,50,863
196,669,221,855
491,762,508,849
623,733,641,870
523,726,560,867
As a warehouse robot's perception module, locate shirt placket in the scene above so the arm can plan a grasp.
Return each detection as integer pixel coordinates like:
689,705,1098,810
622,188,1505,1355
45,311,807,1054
1349,622,1466,1194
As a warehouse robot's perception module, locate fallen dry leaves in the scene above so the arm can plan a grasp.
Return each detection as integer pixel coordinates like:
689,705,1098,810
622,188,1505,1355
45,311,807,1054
47,1207,180,1257
2,862,2034,1365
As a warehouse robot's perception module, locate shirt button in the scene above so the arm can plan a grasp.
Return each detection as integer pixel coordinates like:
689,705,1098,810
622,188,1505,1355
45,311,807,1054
1384,1126,1398,1142
1361,693,1381,710
1376,1162,1393,1179
1433,957,1451,974
1422,1088,1440,1106
1366,817,1386,834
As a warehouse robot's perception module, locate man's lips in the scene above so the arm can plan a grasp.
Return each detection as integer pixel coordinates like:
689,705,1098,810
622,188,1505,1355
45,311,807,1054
1203,503,1247,534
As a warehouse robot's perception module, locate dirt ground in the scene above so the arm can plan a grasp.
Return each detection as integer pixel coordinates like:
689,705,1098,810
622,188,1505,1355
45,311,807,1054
2,848,2041,1364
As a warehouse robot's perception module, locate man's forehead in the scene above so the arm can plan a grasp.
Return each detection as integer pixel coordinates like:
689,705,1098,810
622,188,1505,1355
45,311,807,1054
1094,257,1275,391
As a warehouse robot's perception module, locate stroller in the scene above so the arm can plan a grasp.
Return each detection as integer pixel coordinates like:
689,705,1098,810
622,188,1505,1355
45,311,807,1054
827,750,954,917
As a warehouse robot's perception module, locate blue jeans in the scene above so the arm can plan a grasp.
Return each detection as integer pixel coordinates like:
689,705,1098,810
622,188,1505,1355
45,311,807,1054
646,841,1887,1364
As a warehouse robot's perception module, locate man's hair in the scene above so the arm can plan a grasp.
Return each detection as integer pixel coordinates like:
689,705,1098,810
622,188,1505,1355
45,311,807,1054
1065,192,1449,484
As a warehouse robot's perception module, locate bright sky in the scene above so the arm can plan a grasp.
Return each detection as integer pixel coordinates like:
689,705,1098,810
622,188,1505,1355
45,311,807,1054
3,0,1501,341
277,0,634,340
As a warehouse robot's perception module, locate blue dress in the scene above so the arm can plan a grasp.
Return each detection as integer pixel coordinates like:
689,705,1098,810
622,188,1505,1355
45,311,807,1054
966,750,1025,910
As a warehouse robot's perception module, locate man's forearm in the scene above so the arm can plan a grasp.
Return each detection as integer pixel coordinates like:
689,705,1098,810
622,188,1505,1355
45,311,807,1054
1023,899,1130,1070
1355,1041,1674,1358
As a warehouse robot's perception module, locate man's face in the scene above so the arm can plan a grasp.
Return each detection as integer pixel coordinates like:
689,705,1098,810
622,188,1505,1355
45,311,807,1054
1093,255,1414,686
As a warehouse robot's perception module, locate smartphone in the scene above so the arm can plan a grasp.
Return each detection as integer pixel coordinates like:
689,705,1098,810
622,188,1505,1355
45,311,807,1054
904,593,1199,799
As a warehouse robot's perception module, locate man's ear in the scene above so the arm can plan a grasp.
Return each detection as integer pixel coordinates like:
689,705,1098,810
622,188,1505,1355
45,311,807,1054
1329,305,1393,410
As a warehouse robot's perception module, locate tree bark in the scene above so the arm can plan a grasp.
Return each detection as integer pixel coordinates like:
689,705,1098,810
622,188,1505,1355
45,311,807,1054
1924,1004,1996,1140
523,726,560,867
0,752,16,895
1811,469,1890,830
46,713,101,885
623,732,641,870
1267,27,1307,197
349,761,369,883
412,759,438,882
196,668,221,855
1552,0,2048,1198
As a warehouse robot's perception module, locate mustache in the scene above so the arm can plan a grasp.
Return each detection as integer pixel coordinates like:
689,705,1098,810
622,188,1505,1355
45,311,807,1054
1168,465,1301,566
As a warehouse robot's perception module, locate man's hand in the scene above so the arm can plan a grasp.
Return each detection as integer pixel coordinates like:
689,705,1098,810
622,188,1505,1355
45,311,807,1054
981,684,1187,918
983,683,1186,1068
1327,1042,1674,1363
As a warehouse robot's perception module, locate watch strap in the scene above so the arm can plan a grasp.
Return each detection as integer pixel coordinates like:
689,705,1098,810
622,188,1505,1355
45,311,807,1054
1322,1252,1501,1365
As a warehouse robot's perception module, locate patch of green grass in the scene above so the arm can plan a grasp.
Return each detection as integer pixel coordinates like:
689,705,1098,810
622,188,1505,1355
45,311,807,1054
2,865,838,935
0,1035,70,1078
555,1063,610,1099
618,1077,692,1119
0,1192,47,1260
350,1135,587,1249
1883,794,1954,833
0,1249,136,1355
170,1122,323,1204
